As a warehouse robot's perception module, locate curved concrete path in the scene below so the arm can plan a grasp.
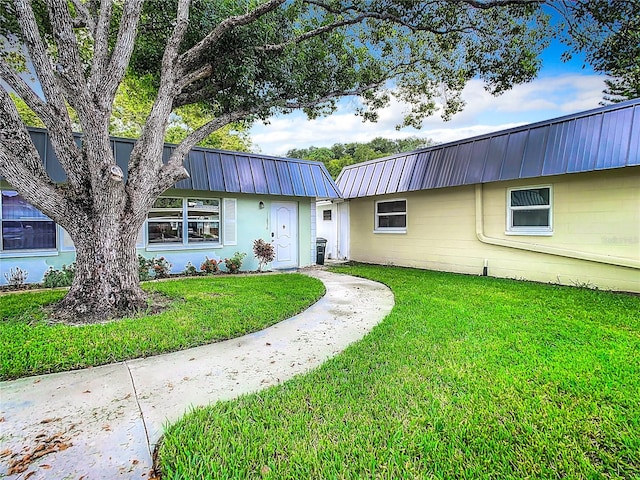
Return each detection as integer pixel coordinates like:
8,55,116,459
0,270,394,479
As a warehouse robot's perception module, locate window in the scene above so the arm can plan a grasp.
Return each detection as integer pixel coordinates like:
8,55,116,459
1,191,56,251
375,199,406,232
147,197,220,245
507,186,552,235
323,209,332,221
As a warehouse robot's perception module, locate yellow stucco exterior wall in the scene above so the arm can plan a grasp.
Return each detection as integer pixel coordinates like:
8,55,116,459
349,166,640,293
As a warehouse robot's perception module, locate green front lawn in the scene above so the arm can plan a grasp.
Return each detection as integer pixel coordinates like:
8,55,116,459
158,265,640,479
0,274,324,380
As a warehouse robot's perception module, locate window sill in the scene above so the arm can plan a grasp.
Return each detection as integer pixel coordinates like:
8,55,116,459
0,249,59,258
505,230,553,236
145,243,223,251
373,229,407,234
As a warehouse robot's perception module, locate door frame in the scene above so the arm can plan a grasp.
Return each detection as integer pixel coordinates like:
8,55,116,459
270,201,298,269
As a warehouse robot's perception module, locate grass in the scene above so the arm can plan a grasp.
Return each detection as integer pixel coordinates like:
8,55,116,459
158,264,640,479
0,273,324,380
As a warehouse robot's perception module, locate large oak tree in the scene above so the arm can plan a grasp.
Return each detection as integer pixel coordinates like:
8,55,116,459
0,0,549,323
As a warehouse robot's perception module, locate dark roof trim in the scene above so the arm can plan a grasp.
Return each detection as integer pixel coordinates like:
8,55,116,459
337,97,640,199
9,127,341,200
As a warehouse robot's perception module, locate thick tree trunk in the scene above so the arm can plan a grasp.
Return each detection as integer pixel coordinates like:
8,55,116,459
53,216,148,324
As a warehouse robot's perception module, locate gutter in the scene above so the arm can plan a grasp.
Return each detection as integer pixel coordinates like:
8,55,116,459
474,184,640,270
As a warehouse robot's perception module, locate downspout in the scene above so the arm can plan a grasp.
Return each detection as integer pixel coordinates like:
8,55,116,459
474,184,640,270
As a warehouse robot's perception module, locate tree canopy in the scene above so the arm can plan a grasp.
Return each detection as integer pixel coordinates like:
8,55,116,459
288,137,435,178
554,0,640,103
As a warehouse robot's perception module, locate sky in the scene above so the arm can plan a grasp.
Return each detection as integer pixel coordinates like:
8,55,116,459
249,37,607,157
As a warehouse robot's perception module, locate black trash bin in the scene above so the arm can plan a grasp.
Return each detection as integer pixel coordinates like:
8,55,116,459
316,237,328,265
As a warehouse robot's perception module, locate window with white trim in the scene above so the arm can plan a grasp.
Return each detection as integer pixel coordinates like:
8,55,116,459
323,209,332,221
507,186,552,235
147,197,220,245
375,199,407,232
1,190,57,251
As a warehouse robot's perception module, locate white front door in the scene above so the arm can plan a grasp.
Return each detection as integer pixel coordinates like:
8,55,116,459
271,202,298,269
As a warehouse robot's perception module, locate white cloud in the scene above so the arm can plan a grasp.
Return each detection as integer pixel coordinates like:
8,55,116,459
251,73,607,156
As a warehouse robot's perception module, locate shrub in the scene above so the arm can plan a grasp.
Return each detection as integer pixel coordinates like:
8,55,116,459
224,252,246,274
151,257,172,279
4,267,28,289
139,255,172,280
138,255,152,281
42,263,75,288
183,262,199,276
253,239,275,272
200,257,222,275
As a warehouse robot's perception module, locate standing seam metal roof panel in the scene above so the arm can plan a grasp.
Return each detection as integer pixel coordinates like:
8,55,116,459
205,152,226,192
397,154,418,193
376,160,395,195
221,154,241,193
189,150,209,191
15,128,340,198
289,163,306,196
629,107,640,166
422,149,444,190
262,159,282,195
358,163,376,197
520,126,548,178
408,152,429,191
449,142,474,186
335,98,639,199
338,168,356,198
482,135,509,182
598,108,632,169
435,147,458,188
386,157,407,194
275,161,294,196
299,164,316,197
236,155,256,194
310,164,329,198
367,162,385,196
500,130,528,181
250,158,269,194
463,138,490,185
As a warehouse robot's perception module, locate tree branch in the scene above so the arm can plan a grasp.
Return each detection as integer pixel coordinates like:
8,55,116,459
178,0,286,70
0,88,67,220
13,0,84,190
46,0,89,97
88,0,113,87
97,0,144,101
68,0,95,31
0,58,51,121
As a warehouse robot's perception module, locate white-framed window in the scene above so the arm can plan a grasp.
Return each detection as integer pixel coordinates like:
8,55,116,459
506,185,552,235
1,190,57,251
323,209,332,221
375,199,407,233
147,197,220,246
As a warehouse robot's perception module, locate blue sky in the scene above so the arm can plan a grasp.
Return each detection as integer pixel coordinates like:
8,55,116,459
250,32,607,156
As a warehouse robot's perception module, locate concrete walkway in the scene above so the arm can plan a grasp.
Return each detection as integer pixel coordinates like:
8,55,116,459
0,270,394,479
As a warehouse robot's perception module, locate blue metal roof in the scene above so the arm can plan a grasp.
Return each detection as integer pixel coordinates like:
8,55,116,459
7,128,341,199
337,98,640,199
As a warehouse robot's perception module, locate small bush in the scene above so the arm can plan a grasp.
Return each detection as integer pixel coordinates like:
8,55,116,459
151,257,172,279
4,267,28,289
139,255,172,280
200,257,222,275
183,262,199,276
224,252,246,274
138,255,152,281
253,239,275,272
42,263,75,288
